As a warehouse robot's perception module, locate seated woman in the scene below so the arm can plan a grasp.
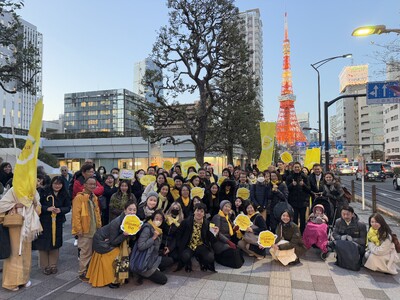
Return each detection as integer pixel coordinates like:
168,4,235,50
161,202,184,262
238,202,267,259
132,210,173,285
137,192,159,221
109,180,137,222
302,204,329,260
269,209,306,266
231,197,246,222
176,203,218,272
86,201,137,288
364,213,399,275
211,200,244,268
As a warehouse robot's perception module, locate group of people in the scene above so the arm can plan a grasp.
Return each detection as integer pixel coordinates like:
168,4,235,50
0,159,398,292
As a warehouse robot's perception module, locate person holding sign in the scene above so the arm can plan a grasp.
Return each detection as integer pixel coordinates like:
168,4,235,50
237,202,267,259
211,200,244,268
86,201,137,288
269,209,306,266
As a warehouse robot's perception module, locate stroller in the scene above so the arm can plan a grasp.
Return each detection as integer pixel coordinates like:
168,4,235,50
302,196,335,257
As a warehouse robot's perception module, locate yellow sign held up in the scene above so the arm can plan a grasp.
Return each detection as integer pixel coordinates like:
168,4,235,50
258,230,277,248
234,214,252,231
120,215,143,235
191,187,205,199
304,148,321,170
258,122,276,171
163,161,173,171
236,188,250,200
140,175,156,187
280,151,293,164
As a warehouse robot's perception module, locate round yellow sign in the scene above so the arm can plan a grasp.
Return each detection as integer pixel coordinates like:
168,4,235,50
217,176,227,186
163,161,173,171
140,175,156,187
120,215,143,235
258,230,277,248
191,187,205,199
280,151,293,164
236,187,250,200
234,214,252,231
166,177,175,187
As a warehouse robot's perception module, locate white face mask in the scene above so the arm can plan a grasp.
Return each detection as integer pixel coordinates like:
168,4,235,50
99,170,104,174
113,174,119,179
257,177,265,183
153,220,162,227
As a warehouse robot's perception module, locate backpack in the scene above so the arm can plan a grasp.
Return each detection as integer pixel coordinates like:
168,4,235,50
335,240,361,271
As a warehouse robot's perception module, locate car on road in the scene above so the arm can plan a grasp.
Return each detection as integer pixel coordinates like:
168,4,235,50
381,163,394,178
388,160,400,169
355,163,386,182
337,165,353,176
348,161,358,174
394,174,400,190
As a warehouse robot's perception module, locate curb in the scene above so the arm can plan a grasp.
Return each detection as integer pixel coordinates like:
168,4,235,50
353,195,400,223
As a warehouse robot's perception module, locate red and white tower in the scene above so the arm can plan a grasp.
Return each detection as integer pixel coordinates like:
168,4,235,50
276,13,307,146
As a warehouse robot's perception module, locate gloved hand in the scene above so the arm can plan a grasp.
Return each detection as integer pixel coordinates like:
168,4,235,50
227,240,237,249
341,235,347,241
346,235,353,241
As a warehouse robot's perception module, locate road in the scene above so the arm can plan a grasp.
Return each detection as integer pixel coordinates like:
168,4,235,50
339,175,400,215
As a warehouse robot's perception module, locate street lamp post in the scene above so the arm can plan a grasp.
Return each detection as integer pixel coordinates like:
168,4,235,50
311,54,352,163
352,25,400,36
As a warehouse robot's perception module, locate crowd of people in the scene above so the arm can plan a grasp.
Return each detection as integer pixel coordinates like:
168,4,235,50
0,159,399,291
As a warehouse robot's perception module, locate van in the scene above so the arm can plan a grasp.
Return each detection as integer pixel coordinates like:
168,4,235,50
348,161,358,174
388,160,400,169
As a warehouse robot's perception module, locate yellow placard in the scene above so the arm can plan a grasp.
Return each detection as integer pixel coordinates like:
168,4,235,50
166,177,175,187
258,122,276,172
163,161,173,171
120,215,143,235
236,187,250,200
187,172,198,180
217,176,227,186
191,187,205,199
234,214,253,231
304,148,321,171
120,169,135,180
280,151,293,164
140,175,156,187
258,230,277,248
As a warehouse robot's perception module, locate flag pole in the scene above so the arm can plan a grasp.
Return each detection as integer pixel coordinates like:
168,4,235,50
9,112,17,159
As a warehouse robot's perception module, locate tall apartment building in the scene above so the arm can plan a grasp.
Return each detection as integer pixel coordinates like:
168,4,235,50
239,8,263,107
133,58,162,104
64,89,140,133
329,115,338,142
384,61,400,160
0,16,42,129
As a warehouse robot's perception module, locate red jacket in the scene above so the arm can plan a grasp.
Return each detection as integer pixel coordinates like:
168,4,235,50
72,176,104,199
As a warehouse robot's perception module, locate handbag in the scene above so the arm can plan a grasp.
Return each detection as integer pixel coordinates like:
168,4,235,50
129,242,153,274
243,232,258,245
3,209,24,227
0,224,11,259
114,240,130,282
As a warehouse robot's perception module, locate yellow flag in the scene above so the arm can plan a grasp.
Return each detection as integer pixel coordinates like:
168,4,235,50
13,99,44,207
304,148,321,171
180,158,200,178
258,122,276,172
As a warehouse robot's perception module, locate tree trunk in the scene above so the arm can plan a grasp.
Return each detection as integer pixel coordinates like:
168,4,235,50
227,144,234,165
195,84,208,166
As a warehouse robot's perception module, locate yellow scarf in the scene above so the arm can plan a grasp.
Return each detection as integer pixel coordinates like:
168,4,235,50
218,210,233,236
166,215,180,227
367,227,381,246
182,196,190,207
148,219,163,235
247,212,259,220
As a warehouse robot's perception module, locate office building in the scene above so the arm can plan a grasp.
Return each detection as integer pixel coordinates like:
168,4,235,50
64,89,140,133
239,8,263,107
133,58,162,104
0,16,42,129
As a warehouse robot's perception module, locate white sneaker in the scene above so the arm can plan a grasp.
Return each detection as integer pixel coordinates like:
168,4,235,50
24,280,32,288
11,287,19,291
74,239,78,247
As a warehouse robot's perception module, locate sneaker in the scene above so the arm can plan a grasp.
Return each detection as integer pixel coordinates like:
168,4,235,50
74,239,78,247
321,252,328,260
24,281,32,288
108,283,120,289
11,287,19,292
79,274,88,282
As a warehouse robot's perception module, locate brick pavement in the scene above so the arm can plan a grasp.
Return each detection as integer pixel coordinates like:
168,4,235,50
0,202,399,300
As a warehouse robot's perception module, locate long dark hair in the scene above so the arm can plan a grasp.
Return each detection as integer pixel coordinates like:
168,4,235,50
117,180,132,198
49,176,69,199
369,213,392,242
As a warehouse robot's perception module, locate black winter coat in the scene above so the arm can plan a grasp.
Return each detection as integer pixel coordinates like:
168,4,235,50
286,173,311,208
266,182,288,213
33,189,71,251
250,182,268,208
275,222,306,257
332,214,367,247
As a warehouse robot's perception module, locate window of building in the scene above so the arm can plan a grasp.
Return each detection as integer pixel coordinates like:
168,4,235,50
81,102,86,107
88,120,98,125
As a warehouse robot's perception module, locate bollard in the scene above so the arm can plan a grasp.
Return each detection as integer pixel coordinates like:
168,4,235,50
351,180,355,202
372,185,377,213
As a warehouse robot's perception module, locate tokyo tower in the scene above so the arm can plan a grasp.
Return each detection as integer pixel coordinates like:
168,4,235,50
276,13,307,146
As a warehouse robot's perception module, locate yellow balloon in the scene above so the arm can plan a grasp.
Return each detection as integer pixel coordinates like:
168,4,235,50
258,230,277,248
234,214,252,231
140,175,156,187
236,188,250,200
120,215,143,235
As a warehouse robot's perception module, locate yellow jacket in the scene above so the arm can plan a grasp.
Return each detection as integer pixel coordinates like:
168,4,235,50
72,192,102,235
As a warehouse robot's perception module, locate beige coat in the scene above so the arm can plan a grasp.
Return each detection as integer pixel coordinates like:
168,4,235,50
364,236,399,275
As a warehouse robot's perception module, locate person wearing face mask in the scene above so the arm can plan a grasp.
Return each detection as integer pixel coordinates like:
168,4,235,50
161,202,184,262
132,210,173,285
250,173,268,220
86,201,137,288
97,166,107,183
322,172,347,220
110,168,120,186
131,169,145,200
109,180,137,222
137,192,159,221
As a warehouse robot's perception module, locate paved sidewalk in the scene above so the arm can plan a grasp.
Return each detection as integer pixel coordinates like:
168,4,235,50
0,203,399,300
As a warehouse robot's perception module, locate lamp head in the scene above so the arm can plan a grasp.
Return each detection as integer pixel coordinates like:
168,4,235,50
343,54,352,58
352,25,386,36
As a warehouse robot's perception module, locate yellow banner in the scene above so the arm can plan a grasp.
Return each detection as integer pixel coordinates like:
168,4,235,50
258,122,276,172
14,99,44,207
304,148,321,170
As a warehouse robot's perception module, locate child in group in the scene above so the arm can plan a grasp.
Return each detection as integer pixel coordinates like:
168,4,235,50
302,204,329,260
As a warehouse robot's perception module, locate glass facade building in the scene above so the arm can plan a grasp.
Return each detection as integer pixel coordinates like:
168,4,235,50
64,89,140,133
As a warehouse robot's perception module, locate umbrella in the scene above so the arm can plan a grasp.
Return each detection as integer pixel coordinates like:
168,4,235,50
47,195,56,247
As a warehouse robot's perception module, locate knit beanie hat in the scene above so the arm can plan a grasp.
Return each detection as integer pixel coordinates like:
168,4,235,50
147,191,159,201
220,200,231,210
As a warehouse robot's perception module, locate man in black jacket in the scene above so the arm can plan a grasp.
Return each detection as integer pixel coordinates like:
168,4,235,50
175,203,218,272
308,163,324,202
